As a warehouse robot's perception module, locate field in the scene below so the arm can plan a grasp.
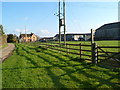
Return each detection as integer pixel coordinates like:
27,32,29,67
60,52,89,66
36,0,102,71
1,41,120,88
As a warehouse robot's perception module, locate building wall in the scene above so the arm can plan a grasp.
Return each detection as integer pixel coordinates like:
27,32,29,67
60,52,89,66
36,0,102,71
31,34,37,41
95,28,119,40
74,35,84,41
21,34,37,42
55,34,91,41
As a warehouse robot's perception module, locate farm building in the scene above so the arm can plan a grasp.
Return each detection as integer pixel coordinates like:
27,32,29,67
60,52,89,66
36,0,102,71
39,37,55,42
19,32,38,42
95,22,120,40
54,33,91,41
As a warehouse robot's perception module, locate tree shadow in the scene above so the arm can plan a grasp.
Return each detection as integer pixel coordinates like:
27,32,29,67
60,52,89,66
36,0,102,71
35,45,120,88
9,44,120,88
25,46,119,88
21,45,96,88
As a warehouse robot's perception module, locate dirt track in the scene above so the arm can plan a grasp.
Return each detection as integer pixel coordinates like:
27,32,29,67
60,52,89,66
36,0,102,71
0,43,15,63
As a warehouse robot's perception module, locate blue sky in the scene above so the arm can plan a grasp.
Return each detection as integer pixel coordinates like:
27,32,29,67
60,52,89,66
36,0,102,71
2,2,118,37
0,2,2,24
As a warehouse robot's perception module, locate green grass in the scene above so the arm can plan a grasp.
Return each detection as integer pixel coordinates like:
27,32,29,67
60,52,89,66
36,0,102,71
54,40,119,46
1,41,120,88
37,40,119,62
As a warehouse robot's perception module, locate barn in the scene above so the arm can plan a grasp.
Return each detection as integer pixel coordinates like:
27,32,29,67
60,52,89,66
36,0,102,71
95,22,120,40
54,33,91,41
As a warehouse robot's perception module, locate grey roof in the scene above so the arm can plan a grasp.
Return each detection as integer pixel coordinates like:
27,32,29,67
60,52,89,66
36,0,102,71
54,33,91,37
96,22,120,30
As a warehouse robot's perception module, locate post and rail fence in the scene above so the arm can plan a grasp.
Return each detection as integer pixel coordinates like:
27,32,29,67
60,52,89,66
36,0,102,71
39,42,120,64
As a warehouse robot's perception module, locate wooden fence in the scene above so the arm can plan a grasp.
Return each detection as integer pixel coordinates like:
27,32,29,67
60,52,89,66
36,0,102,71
39,42,120,64
97,46,120,62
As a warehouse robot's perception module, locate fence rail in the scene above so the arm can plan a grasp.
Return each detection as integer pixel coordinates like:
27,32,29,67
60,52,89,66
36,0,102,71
39,42,120,64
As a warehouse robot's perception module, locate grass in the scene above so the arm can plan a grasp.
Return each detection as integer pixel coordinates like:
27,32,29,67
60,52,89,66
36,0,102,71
37,40,119,62
1,41,120,88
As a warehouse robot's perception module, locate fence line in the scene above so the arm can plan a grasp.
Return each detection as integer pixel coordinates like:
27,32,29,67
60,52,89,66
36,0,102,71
39,42,120,64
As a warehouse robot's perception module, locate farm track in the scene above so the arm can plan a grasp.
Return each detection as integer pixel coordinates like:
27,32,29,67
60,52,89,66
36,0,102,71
0,43,15,63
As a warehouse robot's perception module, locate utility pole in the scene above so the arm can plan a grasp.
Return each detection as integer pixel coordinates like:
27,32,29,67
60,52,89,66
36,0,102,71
58,0,66,45
25,25,27,42
63,0,66,45
58,0,61,44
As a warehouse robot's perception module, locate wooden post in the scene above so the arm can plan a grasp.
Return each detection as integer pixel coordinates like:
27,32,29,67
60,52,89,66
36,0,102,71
66,43,67,55
91,29,95,45
63,0,66,45
80,43,82,59
59,0,61,44
92,43,98,64
97,47,99,62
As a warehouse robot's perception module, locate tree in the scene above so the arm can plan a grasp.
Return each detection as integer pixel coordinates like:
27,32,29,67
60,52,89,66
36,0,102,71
0,25,5,35
7,34,18,43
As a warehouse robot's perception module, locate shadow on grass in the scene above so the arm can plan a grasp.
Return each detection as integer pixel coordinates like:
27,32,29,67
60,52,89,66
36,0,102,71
15,45,67,88
4,44,118,88
23,46,96,88
22,45,120,88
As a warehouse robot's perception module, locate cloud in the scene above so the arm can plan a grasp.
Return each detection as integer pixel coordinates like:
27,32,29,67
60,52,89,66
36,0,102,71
15,28,29,33
40,30,50,35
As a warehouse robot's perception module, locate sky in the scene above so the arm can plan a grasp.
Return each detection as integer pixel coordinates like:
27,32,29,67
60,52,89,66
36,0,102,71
118,1,120,22
1,1,119,37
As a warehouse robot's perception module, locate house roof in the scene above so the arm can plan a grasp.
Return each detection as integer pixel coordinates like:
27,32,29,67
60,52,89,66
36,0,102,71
20,33,34,37
96,22,120,31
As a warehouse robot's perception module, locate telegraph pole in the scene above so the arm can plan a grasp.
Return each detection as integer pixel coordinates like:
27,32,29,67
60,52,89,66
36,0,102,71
63,0,66,45
25,25,27,42
58,0,66,45
58,0,61,44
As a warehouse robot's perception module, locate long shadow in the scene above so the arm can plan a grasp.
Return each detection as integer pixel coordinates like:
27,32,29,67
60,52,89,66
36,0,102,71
26,45,120,88
27,45,81,62
37,46,120,72
27,45,85,65
22,46,97,88
19,45,67,88
16,45,40,68
46,49,120,88
44,47,120,83
38,48,120,88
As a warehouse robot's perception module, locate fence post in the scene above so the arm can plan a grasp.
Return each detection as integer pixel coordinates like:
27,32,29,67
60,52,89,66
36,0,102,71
79,43,82,59
97,47,98,61
92,43,98,64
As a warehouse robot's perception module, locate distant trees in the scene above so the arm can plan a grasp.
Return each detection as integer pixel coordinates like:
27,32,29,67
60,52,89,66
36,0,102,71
0,25,7,45
0,25,5,35
7,34,18,43
0,25,19,44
